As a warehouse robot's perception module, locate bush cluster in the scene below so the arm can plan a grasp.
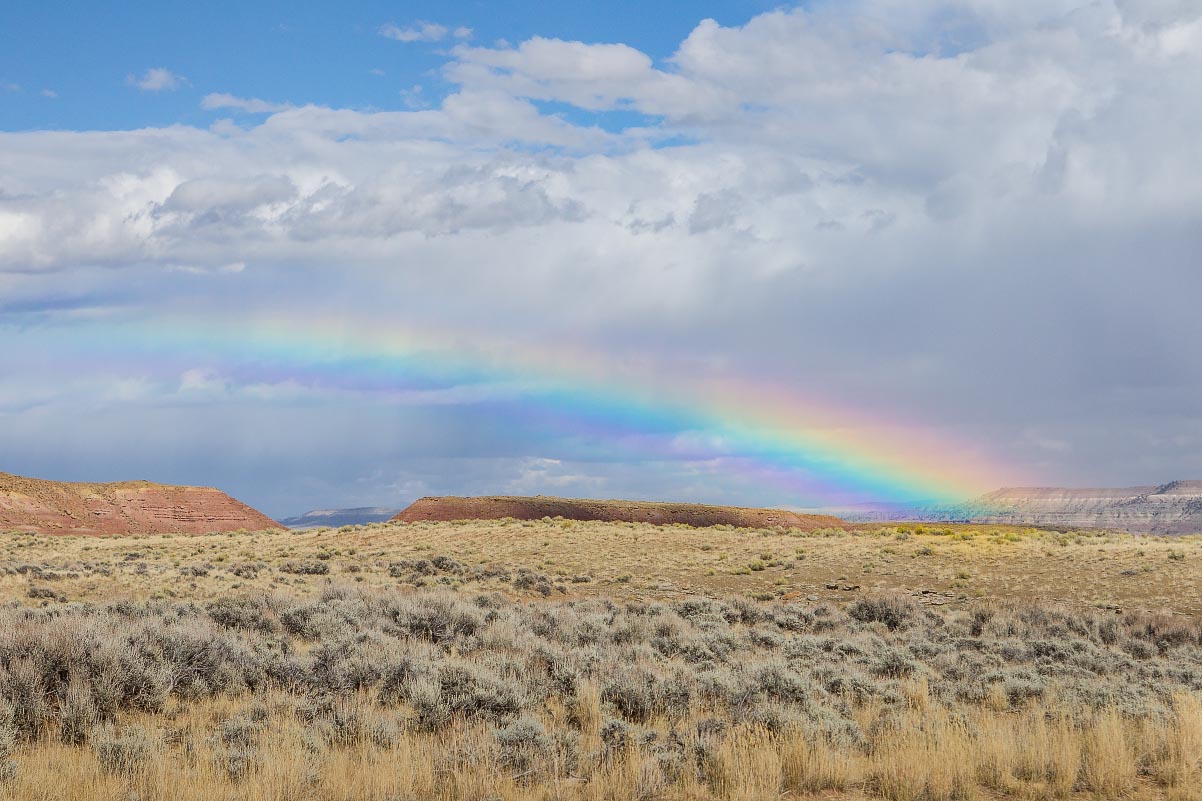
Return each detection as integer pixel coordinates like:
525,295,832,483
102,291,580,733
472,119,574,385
0,581,1197,759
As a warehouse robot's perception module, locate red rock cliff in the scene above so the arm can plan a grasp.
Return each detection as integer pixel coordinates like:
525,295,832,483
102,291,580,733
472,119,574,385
0,472,279,535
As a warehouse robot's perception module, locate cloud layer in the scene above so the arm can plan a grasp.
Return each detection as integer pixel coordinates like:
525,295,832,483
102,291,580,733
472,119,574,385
379,21,472,43
126,67,186,92
2,0,1201,513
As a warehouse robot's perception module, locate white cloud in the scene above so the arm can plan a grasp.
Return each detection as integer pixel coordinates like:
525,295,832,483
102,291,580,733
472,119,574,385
447,37,709,114
201,93,292,113
398,84,427,108
380,21,449,43
3,0,1202,501
127,67,185,92
164,261,246,275
179,368,224,393
103,377,157,403
40,89,58,98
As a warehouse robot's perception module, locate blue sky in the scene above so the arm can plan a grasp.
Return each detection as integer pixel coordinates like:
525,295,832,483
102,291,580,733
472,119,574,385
1,1,781,131
1,0,1201,517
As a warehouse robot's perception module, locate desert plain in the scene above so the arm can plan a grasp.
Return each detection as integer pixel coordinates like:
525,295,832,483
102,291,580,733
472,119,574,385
2,517,1201,801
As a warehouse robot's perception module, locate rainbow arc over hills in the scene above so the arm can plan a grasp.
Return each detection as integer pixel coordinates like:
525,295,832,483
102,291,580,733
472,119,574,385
76,314,1014,505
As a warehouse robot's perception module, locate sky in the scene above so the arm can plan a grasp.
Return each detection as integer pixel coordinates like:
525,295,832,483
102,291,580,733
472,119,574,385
1,0,1200,518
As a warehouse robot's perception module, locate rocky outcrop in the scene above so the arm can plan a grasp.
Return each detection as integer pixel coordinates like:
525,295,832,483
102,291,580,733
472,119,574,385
966,481,1202,534
392,495,845,530
0,472,279,535
280,507,401,530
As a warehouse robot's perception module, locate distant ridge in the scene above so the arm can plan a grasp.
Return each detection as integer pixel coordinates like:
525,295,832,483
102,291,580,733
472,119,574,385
281,507,402,529
963,481,1202,534
0,471,279,535
805,481,1202,534
392,495,845,530
794,501,956,523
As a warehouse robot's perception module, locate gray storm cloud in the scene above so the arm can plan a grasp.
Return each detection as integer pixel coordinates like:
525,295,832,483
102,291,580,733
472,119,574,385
1,0,1200,514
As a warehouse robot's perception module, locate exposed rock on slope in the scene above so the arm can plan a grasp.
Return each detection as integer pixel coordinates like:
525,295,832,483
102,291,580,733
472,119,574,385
393,496,845,530
0,472,279,535
967,481,1202,534
281,507,402,530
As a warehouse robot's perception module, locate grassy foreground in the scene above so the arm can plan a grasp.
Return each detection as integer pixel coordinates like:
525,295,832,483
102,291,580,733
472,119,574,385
1,520,1201,800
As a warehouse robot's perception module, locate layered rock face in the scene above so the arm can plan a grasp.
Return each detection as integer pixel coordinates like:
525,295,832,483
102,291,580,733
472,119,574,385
0,472,279,535
393,495,845,530
969,481,1202,534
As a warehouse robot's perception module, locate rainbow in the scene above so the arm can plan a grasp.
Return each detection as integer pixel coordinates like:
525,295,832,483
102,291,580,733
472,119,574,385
41,314,1017,505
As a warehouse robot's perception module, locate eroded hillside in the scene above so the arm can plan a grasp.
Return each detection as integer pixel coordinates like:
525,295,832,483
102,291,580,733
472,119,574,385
393,495,845,530
0,472,279,535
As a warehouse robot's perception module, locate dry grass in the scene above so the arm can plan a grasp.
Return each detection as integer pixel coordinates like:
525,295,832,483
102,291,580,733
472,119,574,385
3,697,1202,800
4,518,1202,615
1,520,1201,799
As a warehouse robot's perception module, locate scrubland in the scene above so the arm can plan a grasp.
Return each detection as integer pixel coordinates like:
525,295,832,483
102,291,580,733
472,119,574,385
2,519,1201,800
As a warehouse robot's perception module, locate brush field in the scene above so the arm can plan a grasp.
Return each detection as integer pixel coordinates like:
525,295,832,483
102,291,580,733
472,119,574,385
1,520,1201,800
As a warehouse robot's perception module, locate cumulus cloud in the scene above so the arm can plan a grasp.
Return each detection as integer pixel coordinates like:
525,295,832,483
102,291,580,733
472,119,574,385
380,21,448,42
165,261,246,275
127,67,185,92
201,93,292,113
3,0,1202,509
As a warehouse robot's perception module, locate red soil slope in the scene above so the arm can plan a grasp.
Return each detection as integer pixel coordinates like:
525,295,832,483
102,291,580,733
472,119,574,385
0,472,279,535
393,496,845,530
